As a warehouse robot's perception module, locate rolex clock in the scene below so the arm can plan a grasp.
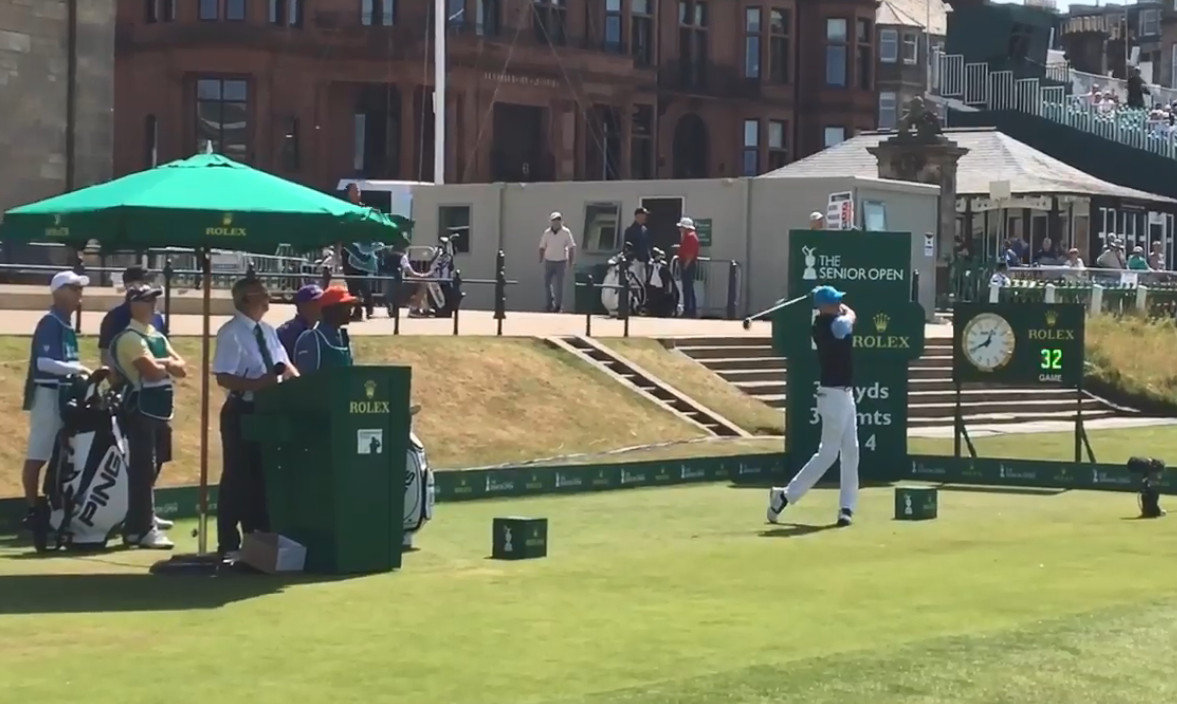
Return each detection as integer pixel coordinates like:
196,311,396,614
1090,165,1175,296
960,311,1016,372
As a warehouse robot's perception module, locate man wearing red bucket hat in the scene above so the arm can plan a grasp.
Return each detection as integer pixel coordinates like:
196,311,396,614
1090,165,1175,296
292,286,357,374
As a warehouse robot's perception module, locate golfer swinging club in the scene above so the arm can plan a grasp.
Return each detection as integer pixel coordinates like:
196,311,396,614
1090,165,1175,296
767,285,859,527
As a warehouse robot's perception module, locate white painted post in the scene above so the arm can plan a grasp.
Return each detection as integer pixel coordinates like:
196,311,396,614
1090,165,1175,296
1044,283,1056,303
989,282,1001,302
1090,284,1104,314
1136,285,1148,312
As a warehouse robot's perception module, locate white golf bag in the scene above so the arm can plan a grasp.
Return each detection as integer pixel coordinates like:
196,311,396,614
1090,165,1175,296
33,372,131,552
423,234,460,317
402,413,435,548
601,253,646,317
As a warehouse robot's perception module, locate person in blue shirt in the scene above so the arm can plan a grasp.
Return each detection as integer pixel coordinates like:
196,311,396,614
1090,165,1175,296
99,265,167,369
293,287,357,373
22,270,91,526
276,284,323,361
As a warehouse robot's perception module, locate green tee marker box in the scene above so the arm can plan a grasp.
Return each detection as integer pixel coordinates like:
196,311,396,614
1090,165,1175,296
894,486,938,521
492,517,548,560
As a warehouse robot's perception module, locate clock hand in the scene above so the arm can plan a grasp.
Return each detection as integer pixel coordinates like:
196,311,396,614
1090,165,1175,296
969,336,993,353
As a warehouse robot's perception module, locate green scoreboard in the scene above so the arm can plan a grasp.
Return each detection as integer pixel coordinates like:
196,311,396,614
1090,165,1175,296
952,303,1085,387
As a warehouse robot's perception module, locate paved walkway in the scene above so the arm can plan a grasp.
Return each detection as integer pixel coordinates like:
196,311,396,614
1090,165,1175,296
0,306,957,338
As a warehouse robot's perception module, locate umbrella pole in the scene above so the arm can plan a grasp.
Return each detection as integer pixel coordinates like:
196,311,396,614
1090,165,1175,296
198,249,211,555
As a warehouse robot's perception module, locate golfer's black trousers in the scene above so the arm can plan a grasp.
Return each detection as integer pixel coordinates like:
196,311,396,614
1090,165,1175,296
124,413,165,538
217,396,270,554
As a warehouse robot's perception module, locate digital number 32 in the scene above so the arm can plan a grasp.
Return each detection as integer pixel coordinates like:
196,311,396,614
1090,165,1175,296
1040,348,1062,370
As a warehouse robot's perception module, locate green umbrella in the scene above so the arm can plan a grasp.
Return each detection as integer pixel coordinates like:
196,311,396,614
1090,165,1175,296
0,153,403,253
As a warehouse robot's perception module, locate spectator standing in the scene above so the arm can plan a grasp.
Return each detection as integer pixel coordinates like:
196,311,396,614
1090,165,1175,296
1064,248,1086,271
809,211,825,230
622,207,650,263
1096,238,1127,269
20,271,90,528
1128,246,1152,270
1010,235,1028,265
277,284,323,361
1033,237,1057,265
538,212,576,313
110,285,186,550
677,217,700,318
1127,67,1150,109
1001,240,1021,268
1148,241,1166,270
989,262,1012,288
99,265,167,369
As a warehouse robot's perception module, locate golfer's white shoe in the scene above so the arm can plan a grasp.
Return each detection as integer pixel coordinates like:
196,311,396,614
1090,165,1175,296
137,529,175,550
153,516,174,531
766,487,788,524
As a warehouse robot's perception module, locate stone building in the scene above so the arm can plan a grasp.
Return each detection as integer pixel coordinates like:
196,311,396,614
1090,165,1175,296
0,0,116,241
114,0,881,190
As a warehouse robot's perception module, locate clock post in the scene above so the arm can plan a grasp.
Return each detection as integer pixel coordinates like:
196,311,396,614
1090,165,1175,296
951,302,1091,462
775,230,926,484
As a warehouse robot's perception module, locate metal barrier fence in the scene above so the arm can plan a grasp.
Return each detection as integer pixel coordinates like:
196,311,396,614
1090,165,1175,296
933,51,1177,160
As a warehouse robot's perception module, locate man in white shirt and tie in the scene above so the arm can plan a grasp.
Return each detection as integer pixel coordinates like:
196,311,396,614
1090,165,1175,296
211,278,299,559
538,211,576,313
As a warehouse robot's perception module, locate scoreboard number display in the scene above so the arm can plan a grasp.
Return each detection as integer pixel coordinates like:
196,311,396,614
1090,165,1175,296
952,303,1085,387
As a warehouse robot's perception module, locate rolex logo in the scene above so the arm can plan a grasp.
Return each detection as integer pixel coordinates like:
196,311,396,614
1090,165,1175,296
873,313,890,332
1044,309,1058,327
363,380,377,399
222,213,234,226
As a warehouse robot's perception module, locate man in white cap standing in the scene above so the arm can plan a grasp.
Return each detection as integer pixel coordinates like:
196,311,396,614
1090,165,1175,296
20,270,91,528
539,211,576,313
810,211,825,230
677,217,700,317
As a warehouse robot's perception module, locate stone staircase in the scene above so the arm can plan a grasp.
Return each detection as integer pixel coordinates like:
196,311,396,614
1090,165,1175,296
668,336,1119,428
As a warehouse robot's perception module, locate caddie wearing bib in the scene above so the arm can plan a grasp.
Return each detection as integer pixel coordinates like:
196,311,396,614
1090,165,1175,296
767,285,860,527
21,270,91,528
111,285,187,549
293,286,357,374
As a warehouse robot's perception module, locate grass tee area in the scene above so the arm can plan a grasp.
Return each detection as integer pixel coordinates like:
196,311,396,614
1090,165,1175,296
3,484,1177,703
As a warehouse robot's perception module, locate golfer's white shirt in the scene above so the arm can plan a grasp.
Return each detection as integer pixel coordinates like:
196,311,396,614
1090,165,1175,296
212,313,291,401
540,227,576,262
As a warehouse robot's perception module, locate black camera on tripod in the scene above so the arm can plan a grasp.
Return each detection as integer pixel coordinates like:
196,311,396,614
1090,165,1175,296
1127,456,1167,519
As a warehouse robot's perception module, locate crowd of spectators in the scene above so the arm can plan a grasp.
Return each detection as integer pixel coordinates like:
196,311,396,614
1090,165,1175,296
997,234,1168,275
1072,69,1177,145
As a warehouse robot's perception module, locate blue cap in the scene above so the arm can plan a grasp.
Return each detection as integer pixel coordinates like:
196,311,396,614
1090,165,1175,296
294,284,324,304
812,285,845,307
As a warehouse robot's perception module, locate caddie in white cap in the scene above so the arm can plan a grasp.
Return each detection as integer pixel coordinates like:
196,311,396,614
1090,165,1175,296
20,270,91,528
809,211,825,230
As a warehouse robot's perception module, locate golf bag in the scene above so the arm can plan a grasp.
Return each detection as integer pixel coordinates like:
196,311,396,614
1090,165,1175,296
403,423,436,549
601,248,646,317
644,247,682,318
422,233,462,318
33,372,130,552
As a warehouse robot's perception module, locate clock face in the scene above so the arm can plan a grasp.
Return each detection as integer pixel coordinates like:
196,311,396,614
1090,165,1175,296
961,312,1016,372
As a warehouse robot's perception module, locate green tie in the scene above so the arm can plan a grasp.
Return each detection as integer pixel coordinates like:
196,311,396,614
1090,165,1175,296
254,324,275,371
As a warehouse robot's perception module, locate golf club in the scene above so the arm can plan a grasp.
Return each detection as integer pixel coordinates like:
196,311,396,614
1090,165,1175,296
742,294,809,329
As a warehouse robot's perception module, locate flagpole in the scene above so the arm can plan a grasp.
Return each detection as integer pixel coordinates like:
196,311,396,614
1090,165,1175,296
433,0,446,185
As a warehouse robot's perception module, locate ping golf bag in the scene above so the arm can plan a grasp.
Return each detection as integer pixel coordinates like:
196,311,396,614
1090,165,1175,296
601,248,646,317
33,371,130,552
403,420,436,548
644,247,682,318
422,233,462,318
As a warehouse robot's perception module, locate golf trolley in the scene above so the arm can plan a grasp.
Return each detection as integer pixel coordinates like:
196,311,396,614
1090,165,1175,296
600,243,682,318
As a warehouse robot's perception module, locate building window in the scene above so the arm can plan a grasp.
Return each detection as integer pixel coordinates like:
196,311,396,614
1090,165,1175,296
768,8,789,83
447,0,466,29
362,0,396,26
269,0,302,26
602,0,623,52
476,0,500,36
1141,8,1160,37
199,0,219,20
825,18,847,87
823,126,846,147
742,119,760,176
767,119,787,170
533,0,567,45
856,18,872,90
879,28,898,62
225,0,246,21
679,1,709,88
632,0,654,66
631,104,654,179
902,32,918,64
878,91,898,130
583,203,621,251
744,8,761,79
144,114,159,168
281,117,300,171
146,0,176,22
196,78,249,161
439,205,472,253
